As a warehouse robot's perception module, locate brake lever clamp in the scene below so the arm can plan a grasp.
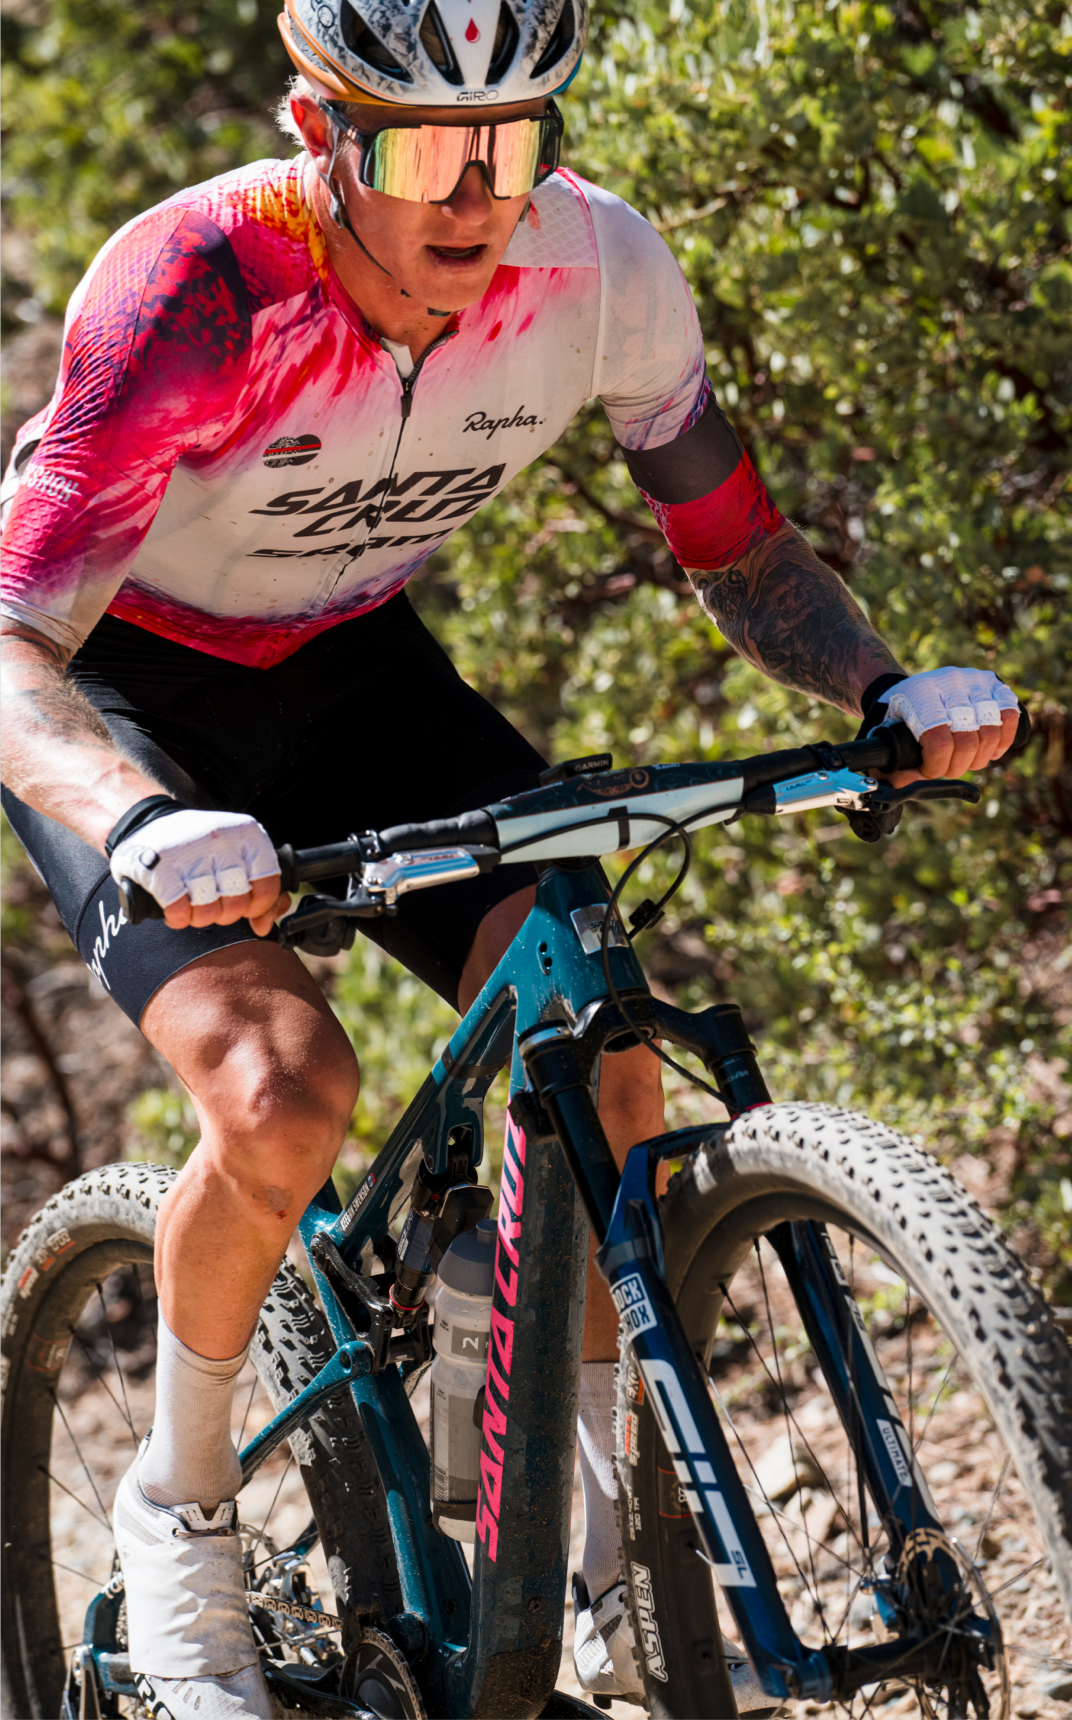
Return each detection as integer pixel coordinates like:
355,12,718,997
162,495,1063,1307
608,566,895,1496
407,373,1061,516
277,886,384,956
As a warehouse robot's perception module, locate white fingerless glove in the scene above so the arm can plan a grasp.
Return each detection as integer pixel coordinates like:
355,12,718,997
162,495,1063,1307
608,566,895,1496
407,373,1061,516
108,809,279,910
876,667,1019,742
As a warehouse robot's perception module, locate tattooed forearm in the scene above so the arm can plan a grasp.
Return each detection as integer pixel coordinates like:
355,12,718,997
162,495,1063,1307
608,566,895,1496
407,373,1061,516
688,522,903,714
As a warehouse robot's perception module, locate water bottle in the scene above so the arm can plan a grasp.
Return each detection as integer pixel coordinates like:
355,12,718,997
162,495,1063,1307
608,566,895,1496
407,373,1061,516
430,1218,496,1540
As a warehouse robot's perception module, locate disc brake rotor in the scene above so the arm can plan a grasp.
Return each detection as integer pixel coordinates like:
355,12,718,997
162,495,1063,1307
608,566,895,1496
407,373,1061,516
896,1529,1009,1720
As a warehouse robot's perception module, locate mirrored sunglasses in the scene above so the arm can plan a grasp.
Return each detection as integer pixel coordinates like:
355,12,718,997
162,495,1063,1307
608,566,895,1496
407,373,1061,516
321,100,563,204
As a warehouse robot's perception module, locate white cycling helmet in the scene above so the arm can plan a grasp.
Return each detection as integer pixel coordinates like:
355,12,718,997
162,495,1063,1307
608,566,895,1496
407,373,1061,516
279,0,587,107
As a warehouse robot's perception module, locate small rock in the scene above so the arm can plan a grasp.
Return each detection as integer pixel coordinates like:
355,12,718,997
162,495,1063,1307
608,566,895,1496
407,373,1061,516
927,1460,960,1486
979,1532,1001,1561
753,1432,826,1503
1036,1665,1072,1701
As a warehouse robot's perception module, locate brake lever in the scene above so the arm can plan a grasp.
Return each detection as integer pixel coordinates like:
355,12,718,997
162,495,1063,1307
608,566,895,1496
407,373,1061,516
862,779,982,812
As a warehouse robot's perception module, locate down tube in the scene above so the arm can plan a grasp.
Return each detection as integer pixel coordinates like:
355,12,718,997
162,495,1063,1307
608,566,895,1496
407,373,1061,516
441,1072,589,1718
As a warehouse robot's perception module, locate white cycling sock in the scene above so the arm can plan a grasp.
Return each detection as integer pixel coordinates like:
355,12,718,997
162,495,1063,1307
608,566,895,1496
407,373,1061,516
139,1315,246,1512
578,1361,622,1602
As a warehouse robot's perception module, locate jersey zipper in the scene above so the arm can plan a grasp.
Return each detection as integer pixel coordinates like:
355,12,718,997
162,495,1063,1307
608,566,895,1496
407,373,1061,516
323,324,457,605
397,324,457,421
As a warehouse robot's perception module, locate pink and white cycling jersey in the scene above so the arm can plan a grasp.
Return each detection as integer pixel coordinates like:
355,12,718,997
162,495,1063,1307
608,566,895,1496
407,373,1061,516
0,156,778,669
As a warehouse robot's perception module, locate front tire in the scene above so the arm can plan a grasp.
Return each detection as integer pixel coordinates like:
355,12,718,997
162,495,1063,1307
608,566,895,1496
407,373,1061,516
615,1104,1072,1719
0,1162,402,1718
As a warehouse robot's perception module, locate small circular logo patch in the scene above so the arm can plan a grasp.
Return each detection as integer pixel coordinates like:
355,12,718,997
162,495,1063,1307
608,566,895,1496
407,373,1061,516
263,434,321,468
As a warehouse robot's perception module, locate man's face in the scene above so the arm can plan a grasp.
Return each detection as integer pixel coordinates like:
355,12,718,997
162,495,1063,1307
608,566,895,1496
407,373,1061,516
292,93,544,313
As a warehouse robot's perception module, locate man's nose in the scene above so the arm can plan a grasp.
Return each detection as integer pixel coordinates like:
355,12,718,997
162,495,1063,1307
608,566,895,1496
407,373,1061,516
440,161,496,219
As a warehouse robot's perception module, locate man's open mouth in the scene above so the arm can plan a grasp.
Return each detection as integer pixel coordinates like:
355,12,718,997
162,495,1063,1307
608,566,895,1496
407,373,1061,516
427,243,486,261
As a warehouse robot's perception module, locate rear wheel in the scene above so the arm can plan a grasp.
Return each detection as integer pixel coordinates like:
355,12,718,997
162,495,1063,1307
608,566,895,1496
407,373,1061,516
615,1104,1072,1720
0,1162,402,1718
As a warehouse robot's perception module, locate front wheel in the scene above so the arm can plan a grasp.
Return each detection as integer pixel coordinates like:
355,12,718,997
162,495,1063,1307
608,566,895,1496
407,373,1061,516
0,1162,403,1719
615,1103,1072,1720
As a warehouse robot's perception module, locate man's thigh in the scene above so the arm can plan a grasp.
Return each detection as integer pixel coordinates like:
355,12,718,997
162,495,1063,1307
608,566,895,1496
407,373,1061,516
140,939,358,1130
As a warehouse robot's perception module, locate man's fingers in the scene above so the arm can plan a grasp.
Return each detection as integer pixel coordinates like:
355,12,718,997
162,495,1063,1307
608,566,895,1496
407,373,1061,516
968,724,1004,771
157,872,284,932
252,891,292,937
993,706,1020,760
918,724,954,779
918,716,1016,780
248,872,283,919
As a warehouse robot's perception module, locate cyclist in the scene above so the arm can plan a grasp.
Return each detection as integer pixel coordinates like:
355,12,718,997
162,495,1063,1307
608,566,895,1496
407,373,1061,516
0,0,1021,1709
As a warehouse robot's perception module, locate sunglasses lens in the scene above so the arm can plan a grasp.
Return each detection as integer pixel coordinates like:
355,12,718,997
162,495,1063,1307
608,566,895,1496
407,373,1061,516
367,124,474,201
362,114,558,203
485,118,548,197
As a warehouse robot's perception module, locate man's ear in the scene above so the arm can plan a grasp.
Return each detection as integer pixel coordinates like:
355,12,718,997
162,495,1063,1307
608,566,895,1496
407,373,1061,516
290,94,332,169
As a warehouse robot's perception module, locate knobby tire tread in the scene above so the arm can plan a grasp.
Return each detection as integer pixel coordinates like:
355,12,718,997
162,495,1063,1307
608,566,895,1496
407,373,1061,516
614,1102,1072,1720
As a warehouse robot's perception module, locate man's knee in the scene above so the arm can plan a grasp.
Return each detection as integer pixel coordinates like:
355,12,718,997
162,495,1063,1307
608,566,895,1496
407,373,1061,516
142,941,359,1192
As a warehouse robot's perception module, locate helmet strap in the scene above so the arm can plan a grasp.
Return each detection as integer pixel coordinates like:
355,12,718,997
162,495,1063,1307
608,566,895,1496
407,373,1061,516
317,121,454,321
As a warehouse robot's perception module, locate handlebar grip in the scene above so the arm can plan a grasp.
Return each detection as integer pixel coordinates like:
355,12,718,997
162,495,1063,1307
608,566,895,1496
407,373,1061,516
857,704,1031,775
1011,704,1032,755
117,877,165,924
874,720,923,773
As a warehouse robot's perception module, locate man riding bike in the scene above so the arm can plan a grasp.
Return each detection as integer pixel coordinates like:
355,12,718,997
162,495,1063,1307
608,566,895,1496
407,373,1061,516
0,0,1020,1710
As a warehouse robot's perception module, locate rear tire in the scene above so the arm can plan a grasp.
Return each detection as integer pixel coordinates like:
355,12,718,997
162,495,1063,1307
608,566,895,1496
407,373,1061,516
616,1103,1072,1719
0,1162,402,1718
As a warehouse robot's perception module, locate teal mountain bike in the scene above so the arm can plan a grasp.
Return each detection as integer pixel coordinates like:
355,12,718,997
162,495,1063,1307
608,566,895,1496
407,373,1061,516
3,717,1070,1720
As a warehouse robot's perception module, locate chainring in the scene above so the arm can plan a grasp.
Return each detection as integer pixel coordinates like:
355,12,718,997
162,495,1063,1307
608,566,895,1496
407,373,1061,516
341,1628,426,1720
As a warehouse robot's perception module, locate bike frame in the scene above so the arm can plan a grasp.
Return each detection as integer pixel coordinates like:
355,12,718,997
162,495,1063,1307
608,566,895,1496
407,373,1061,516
233,859,955,1716
85,720,996,1714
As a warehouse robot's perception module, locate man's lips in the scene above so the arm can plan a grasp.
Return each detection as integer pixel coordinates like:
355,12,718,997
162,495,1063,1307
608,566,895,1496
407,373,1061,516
427,243,487,263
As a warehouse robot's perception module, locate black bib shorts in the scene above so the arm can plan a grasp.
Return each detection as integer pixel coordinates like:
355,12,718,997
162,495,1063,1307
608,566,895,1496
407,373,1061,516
2,594,545,1024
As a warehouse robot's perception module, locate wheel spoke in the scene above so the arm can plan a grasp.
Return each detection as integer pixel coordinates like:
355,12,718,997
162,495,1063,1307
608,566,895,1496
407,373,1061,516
40,1464,111,1533
236,1372,259,1451
47,1386,114,1523
53,1560,107,1587
67,1321,141,1448
754,1242,825,1610
95,1281,139,1447
257,1451,294,1542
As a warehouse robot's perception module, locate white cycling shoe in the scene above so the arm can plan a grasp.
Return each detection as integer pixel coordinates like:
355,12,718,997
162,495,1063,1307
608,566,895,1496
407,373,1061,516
572,1576,788,1714
113,1436,271,1719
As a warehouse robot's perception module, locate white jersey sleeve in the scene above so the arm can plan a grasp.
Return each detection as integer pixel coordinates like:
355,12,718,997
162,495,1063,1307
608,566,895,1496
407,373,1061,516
585,184,709,453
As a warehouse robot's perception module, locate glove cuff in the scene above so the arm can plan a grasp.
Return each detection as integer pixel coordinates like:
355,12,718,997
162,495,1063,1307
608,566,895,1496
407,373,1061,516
856,671,908,740
104,796,190,857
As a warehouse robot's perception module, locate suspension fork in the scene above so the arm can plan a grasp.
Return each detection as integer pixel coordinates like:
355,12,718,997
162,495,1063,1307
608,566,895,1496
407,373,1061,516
767,1221,947,1555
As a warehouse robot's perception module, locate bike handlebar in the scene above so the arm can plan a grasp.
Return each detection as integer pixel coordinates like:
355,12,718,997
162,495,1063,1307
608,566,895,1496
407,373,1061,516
116,711,1032,923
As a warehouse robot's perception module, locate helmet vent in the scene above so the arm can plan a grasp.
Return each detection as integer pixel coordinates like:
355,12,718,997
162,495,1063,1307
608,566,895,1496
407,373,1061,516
418,1,464,83
487,2,520,83
340,0,413,80
531,0,574,77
